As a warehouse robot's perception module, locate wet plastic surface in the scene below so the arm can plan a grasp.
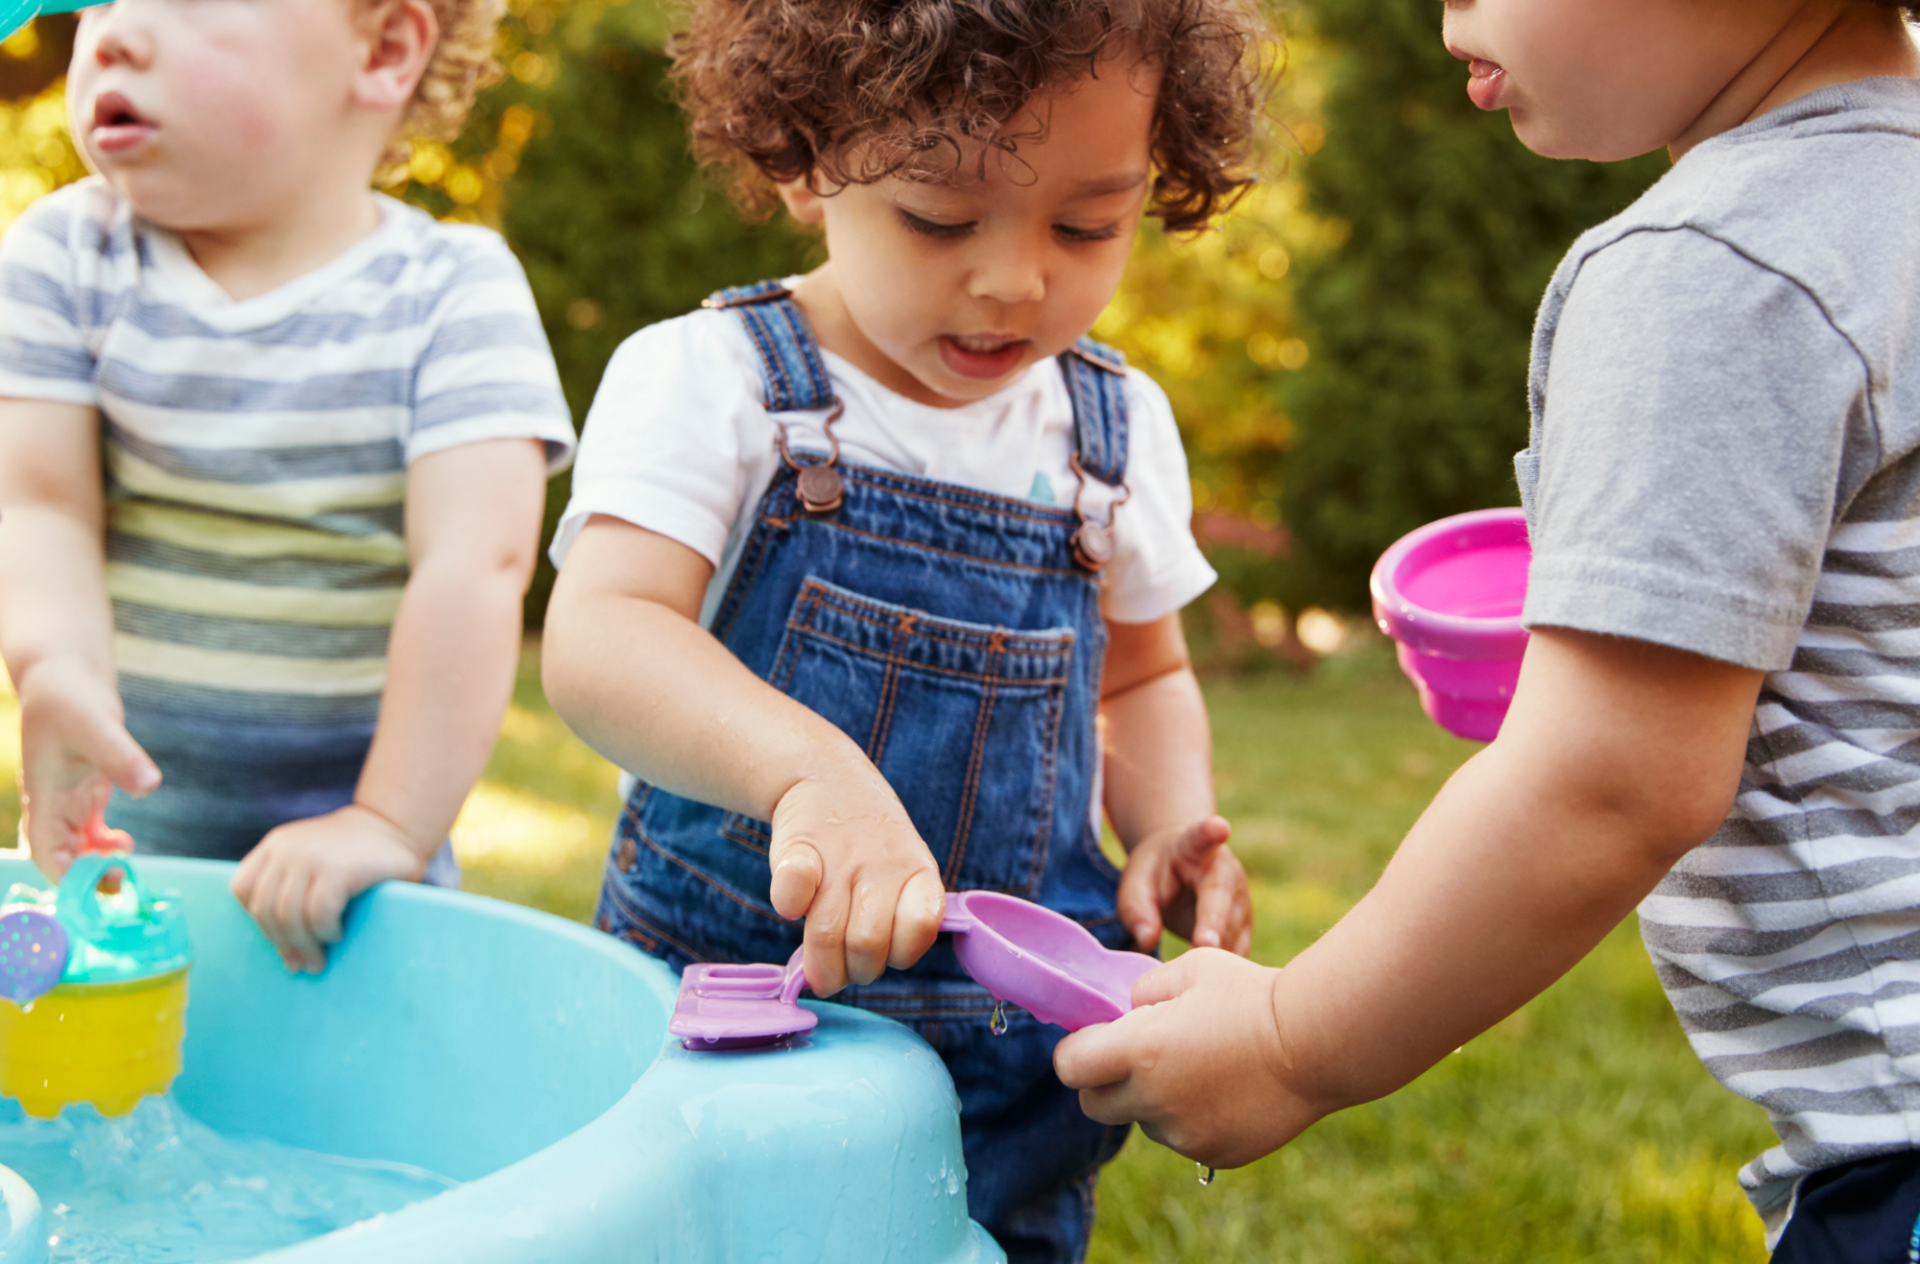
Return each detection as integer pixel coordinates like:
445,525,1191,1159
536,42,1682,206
0,857,1003,1264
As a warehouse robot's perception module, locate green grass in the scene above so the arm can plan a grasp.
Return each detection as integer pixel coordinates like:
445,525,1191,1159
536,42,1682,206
0,640,1776,1260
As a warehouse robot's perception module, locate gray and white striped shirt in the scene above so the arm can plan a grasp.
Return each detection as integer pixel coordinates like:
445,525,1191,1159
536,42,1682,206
0,179,574,859
1519,78,1920,1242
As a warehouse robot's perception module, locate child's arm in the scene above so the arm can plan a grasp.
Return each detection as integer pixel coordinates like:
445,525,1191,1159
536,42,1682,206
542,516,947,995
230,438,546,972
1055,627,1761,1167
0,400,163,873
1102,613,1250,955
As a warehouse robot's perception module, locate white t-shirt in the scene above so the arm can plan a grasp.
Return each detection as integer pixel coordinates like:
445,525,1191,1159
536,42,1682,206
552,303,1216,626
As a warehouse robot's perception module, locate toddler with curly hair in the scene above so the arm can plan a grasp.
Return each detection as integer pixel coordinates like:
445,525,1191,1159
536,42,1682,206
0,0,574,969
542,1,1266,1257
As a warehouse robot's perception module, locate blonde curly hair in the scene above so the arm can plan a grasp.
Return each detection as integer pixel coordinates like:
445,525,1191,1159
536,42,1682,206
379,0,507,171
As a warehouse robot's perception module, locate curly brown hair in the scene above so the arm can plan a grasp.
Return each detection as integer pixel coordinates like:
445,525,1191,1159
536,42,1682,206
670,0,1273,233
377,0,507,171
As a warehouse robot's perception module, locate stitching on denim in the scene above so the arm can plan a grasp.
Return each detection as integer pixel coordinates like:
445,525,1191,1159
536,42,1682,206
837,466,1079,527
790,517,1087,577
626,796,786,924
774,585,823,695
737,304,796,411
719,813,771,855
794,627,1071,687
1060,345,1130,489
867,609,909,762
799,585,1075,656
615,902,711,965
711,510,783,641
943,638,1000,886
1029,677,1065,893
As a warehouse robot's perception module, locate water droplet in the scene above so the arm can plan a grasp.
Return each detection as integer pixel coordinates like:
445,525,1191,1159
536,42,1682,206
989,1001,1008,1036
21,1001,33,1014
1197,1164,1215,1187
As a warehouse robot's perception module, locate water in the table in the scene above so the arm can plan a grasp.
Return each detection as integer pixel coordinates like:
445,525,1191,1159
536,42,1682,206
0,1095,458,1262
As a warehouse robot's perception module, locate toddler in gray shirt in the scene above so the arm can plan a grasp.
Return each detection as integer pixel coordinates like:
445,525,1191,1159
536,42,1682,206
1054,2,1920,1258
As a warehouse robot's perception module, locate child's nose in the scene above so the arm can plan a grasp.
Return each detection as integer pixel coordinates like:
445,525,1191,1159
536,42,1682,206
968,237,1047,306
89,4,154,69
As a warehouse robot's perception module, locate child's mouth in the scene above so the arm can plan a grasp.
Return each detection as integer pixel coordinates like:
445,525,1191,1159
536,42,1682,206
939,333,1030,381
90,92,156,155
1458,54,1506,112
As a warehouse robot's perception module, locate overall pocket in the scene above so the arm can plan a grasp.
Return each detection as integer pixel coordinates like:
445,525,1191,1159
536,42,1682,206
730,576,1076,896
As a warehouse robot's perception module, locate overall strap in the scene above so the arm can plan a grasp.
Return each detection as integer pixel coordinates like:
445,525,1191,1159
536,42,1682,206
1059,338,1129,486
1058,338,1131,573
702,281,837,413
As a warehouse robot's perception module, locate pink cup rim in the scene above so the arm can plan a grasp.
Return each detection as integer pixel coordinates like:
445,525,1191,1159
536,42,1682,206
1370,507,1530,662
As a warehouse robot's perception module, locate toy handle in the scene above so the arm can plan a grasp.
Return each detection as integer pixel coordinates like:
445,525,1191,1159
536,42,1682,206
778,946,808,1005
940,892,972,936
57,851,150,941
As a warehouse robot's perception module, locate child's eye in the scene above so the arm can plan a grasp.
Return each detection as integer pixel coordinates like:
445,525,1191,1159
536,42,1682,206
897,210,974,239
1055,223,1120,243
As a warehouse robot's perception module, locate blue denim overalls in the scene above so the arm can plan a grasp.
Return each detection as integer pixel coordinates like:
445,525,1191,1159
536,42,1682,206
596,282,1138,1263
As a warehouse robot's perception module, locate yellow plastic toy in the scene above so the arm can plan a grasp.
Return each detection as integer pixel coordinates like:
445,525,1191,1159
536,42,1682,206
0,819,192,1118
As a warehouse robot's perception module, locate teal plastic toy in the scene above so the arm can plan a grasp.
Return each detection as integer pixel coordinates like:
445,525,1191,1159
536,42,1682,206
0,0,91,43
0,856,1003,1263
0,839,193,1118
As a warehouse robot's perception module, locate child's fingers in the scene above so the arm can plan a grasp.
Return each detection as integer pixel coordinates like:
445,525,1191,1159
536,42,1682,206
1130,949,1203,1008
888,868,946,970
843,874,894,987
305,873,351,949
768,840,823,921
1053,1011,1146,1092
802,877,853,997
242,859,291,957
1189,849,1250,952
79,721,161,799
230,848,263,907
1171,815,1232,870
271,868,327,974
1115,853,1165,951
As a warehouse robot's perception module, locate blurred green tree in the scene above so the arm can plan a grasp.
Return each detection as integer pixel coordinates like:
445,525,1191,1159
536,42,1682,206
1276,0,1665,608
394,0,812,624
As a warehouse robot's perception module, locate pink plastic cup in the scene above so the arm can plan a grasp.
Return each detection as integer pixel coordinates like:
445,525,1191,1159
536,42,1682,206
1369,508,1530,742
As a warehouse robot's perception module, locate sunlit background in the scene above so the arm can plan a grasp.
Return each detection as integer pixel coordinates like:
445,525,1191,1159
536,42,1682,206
0,3,1768,1259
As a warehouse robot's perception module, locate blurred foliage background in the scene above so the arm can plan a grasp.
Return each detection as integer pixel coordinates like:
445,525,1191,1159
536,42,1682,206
0,7,1778,1260
0,0,1664,635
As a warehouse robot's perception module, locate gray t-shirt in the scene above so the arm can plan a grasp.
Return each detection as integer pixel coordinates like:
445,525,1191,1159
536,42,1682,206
1519,77,1920,1241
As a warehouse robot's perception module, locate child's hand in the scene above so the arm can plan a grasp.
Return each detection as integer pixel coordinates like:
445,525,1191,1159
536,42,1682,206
1117,815,1251,955
16,656,161,879
766,769,947,997
230,804,428,974
1054,948,1319,1169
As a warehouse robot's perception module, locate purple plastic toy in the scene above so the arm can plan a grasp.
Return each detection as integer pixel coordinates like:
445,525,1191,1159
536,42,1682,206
668,890,1161,1050
940,891,1157,1031
669,948,817,1050
1370,508,1531,742
0,909,68,1006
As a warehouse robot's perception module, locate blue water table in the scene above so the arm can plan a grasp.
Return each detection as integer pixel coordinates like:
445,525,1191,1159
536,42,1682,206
0,856,1003,1263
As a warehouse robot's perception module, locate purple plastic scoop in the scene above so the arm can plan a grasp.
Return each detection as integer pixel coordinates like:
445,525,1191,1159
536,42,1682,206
940,891,1157,1031
670,891,1161,1052
669,947,819,1050
0,909,69,1006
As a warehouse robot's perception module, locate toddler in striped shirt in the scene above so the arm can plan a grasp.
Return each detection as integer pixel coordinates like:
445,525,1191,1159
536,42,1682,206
1057,0,1920,1257
0,0,574,971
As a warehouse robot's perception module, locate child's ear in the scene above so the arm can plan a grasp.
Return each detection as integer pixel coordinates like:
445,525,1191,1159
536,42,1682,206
775,176,828,226
353,0,437,114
